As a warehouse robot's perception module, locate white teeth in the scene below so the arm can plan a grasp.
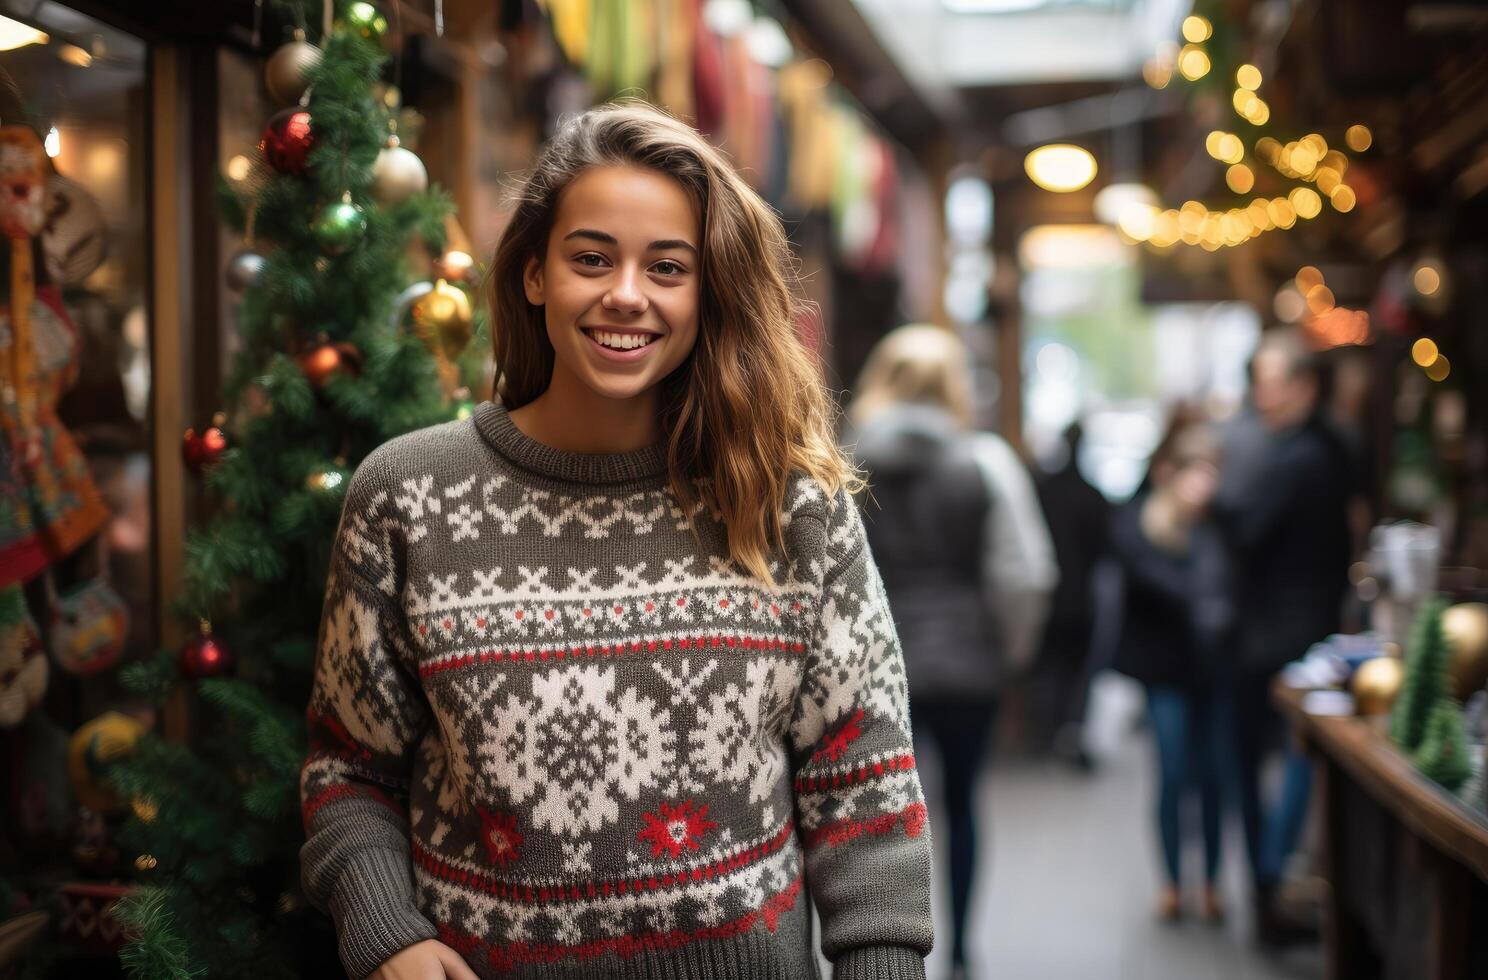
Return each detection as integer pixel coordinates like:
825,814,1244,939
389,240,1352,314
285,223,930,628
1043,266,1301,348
589,330,654,350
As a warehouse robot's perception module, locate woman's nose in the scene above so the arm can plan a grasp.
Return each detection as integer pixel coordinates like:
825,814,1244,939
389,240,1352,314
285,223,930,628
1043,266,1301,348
602,266,648,314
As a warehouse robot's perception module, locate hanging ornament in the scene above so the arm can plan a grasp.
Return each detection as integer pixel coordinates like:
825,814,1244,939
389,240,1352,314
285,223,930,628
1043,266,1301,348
298,337,362,388
435,249,477,285
225,249,267,292
371,135,428,206
67,711,147,812
312,196,368,255
180,621,234,680
340,1,389,43
412,279,475,360
265,29,322,105
260,108,314,175
182,414,229,473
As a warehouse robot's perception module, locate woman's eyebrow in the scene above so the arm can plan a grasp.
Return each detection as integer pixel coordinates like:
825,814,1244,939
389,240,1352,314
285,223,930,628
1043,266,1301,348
562,228,696,256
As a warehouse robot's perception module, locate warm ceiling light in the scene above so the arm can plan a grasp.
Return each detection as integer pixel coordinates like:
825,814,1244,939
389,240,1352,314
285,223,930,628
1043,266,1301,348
1413,263,1442,296
0,15,47,50
1246,101,1270,126
58,43,92,67
1411,338,1439,367
1219,134,1244,165
1291,187,1323,219
1236,64,1262,90
1296,266,1324,291
1178,45,1211,80
1290,145,1319,175
1306,284,1336,315
225,154,252,182
1330,185,1357,212
1181,15,1212,42
1346,124,1373,152
1024,144,1097,193
1425,355,1450,382
1226,164,1254,194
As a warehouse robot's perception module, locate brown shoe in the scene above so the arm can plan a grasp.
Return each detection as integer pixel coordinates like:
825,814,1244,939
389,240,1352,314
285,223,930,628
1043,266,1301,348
1200,886,1225,924
1156,886,1182,923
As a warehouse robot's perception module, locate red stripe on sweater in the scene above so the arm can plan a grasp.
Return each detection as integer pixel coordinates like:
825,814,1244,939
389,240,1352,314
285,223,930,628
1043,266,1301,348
433,873,804,973
418,634,808,678
413,822,796,904
801,801,928,849
793,754,917,794
301,783,405,829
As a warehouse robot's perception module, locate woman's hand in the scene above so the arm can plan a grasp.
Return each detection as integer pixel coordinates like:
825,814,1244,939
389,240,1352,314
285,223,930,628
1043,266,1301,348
368,939,481,980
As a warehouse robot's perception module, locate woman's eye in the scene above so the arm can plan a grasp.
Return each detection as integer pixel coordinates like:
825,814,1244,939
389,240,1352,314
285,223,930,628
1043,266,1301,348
574,253,607,267
652,260,685,276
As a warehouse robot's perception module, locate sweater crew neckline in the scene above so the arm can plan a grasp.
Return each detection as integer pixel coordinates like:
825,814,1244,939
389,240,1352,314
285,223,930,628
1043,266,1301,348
471,400,670,485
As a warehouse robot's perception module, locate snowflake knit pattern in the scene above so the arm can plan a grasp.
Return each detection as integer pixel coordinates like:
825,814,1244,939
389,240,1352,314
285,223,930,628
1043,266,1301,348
300,401,933,980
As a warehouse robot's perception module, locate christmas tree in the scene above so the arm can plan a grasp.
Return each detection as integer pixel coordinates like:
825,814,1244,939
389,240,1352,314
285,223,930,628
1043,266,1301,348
1391,595,1450,752
1414,698,1472,791
99,10,476,978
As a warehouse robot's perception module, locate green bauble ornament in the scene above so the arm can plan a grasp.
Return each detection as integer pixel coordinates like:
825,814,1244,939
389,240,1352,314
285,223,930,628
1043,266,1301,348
340,2,389,43
312,198,368,255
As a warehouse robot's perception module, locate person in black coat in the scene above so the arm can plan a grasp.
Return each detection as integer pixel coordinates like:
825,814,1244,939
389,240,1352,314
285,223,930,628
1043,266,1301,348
1215,328,1354,944
1033,422,1111,767
1112,410,1233,923
850,324,1057,980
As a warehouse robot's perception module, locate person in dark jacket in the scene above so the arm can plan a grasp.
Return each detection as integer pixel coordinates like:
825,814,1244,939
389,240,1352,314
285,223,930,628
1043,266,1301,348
851,324,1057,980
1113,410,1232,923
1216,327,1353,944
1033,422,1111,767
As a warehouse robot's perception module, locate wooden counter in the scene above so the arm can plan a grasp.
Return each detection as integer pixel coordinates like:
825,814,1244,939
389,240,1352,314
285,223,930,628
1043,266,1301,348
1274,683,1488,980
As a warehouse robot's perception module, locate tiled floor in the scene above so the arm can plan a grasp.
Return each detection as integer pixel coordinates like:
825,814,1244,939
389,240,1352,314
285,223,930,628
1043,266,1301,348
908,727,1326,980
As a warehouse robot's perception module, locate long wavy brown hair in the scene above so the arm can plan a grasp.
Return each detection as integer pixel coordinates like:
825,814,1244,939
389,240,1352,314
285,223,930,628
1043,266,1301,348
486,101,859,584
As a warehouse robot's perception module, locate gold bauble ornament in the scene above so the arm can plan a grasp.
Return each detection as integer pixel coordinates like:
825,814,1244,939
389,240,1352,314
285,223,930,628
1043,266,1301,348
1442,602,1488,699
67,712,147,812
1352,656,1405,716
265,30,322,104
412,278,474,360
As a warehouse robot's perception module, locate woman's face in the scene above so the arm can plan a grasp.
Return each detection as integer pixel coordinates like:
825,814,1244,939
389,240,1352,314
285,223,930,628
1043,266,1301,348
523,165,702,405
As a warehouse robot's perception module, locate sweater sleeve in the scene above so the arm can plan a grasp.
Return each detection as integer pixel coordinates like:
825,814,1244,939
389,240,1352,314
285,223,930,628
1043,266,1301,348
299,455,438,979
790,488,933,979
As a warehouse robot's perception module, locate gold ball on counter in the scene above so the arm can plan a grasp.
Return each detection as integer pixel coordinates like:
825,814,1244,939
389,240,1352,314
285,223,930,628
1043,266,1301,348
1443,602,1488,700
1352,656,1405,716
412,278,474,360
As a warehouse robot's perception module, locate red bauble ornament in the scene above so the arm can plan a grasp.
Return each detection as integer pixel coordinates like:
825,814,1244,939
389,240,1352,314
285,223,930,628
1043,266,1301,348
260,108,314,175
298,339,361,388
181,414,228,473
180,626,234,679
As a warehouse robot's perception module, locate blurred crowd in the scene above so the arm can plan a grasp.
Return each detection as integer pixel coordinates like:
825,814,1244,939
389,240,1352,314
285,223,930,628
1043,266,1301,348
850,323,1359,979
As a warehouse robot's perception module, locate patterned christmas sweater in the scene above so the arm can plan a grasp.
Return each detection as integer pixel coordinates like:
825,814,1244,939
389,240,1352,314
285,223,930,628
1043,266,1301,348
300,401,933,980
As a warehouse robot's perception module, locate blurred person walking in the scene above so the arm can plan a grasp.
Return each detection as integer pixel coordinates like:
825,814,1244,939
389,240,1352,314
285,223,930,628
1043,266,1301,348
1216,327,1353,945
850,324,1056,980
1033,422,1111,769
1111,411,1233,923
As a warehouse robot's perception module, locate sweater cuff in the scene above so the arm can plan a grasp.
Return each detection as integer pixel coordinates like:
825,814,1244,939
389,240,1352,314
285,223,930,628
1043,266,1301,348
833,945,927,980
329,847,438,979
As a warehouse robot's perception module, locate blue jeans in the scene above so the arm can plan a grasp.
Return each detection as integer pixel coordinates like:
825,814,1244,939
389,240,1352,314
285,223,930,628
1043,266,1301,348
1145,684,1226,886
1233,669,1312,887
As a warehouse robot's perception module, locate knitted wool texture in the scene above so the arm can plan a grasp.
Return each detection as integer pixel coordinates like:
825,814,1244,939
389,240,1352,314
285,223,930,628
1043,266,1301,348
299,402,933,979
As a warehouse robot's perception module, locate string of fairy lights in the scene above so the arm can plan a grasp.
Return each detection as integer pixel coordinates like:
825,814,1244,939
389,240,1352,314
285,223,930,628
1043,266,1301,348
1118,13,1373,252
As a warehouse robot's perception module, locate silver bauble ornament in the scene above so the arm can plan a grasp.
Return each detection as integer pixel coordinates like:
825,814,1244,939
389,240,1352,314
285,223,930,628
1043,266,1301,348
372,139,428,206
265,32,322,105
226,249,267,292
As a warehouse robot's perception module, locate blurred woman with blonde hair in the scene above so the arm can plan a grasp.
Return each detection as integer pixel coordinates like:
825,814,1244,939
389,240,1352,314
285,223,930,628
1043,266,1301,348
851,323,1056,980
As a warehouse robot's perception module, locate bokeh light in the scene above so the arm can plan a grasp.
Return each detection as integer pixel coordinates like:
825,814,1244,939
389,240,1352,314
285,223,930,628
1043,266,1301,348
1411,338,1439,367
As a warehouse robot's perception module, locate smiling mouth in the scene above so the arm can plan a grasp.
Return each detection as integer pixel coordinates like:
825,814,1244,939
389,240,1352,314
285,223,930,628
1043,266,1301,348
581,328,660,351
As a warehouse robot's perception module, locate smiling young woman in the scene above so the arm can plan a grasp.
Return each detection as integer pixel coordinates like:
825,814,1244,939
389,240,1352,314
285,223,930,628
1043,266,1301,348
300,103,933,980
